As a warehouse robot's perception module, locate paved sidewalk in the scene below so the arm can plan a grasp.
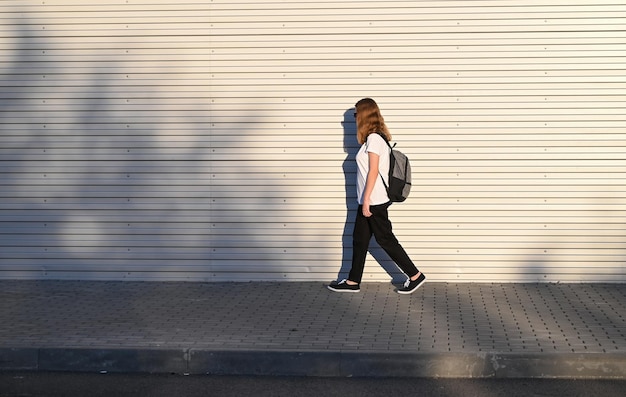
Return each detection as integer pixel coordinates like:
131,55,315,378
0,280,625,378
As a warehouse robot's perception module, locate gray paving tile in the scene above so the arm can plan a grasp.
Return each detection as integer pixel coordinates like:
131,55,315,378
1,280,625,377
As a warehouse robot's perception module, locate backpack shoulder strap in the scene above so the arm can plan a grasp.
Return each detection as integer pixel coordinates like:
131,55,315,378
376,132,395,149
375,132,393,191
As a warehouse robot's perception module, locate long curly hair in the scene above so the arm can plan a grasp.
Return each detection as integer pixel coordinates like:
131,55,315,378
355,98,391,144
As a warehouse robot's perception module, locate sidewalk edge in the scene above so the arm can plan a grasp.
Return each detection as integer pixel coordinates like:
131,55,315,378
3,348,625,379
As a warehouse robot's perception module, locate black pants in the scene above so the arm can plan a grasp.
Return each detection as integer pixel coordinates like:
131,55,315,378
348,202,419,284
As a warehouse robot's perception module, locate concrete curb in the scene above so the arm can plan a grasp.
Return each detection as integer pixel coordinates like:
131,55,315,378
2,348,625,378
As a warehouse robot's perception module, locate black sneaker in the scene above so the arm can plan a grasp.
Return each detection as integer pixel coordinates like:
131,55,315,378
397,273,426,295
327,279,360,293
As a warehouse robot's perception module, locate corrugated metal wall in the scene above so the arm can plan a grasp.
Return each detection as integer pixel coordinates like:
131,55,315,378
1,0,625,282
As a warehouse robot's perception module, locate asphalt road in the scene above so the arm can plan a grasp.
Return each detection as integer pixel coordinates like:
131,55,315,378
1,372,625,397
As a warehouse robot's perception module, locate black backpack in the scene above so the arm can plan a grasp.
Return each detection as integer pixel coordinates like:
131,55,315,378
377,133,412,202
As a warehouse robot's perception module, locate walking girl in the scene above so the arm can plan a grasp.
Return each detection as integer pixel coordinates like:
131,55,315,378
328,98,426,294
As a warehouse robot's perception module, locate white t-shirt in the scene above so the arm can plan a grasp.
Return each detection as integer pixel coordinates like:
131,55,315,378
356,133,390,205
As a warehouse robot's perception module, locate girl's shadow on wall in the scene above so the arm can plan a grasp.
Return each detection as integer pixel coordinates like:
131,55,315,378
338,108,404,284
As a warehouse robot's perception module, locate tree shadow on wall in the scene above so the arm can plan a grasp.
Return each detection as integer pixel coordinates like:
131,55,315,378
337,108,404,284
0,13,220,281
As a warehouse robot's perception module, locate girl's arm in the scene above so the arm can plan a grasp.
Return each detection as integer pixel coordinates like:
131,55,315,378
362,151,380,217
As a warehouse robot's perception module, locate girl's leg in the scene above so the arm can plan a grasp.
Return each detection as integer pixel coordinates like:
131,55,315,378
369,203,419,278
348,205,372,284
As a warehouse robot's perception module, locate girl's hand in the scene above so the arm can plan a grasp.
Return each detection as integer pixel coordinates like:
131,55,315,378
362,200,372,217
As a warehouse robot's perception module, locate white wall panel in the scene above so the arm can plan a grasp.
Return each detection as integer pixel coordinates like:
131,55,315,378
1,0,625,282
